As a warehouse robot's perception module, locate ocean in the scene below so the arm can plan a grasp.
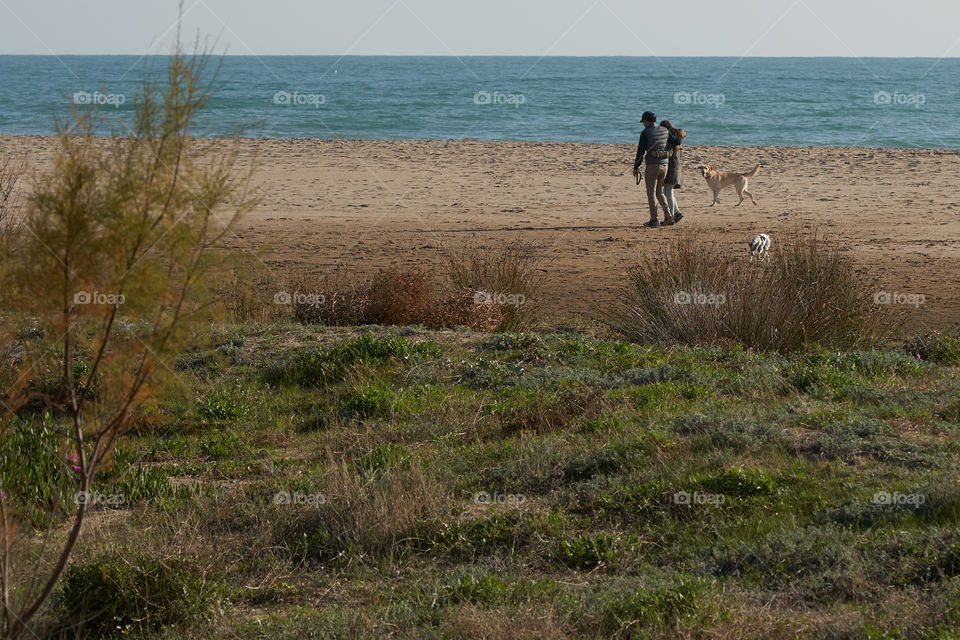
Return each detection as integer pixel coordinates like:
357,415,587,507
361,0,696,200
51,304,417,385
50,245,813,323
0,55,958,148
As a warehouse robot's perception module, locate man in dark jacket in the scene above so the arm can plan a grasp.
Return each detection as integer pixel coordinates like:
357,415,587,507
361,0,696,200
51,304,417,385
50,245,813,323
632,111,671,227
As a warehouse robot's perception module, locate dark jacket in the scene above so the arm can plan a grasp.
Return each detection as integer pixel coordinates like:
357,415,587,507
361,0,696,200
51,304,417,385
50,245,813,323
633,124,669,170
665,131,684,187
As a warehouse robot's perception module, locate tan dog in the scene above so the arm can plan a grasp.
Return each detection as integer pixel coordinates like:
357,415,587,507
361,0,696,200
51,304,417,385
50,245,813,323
697,163,762,206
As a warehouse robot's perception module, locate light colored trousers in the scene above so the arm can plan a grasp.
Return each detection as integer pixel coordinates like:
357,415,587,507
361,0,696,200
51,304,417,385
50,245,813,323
664,184,680,217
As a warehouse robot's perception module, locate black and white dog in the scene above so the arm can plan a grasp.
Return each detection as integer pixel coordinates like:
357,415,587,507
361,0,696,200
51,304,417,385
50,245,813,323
749,234,771,261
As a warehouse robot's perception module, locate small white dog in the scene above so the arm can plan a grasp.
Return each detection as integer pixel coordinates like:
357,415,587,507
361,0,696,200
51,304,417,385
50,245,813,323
749,234,771,261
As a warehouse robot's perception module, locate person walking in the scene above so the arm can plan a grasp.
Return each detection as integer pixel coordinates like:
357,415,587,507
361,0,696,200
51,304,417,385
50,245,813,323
632,111,671,227
661,120,686,224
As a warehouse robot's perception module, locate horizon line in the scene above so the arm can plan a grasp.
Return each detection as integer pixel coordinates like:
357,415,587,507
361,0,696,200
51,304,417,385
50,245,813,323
0,53,958,59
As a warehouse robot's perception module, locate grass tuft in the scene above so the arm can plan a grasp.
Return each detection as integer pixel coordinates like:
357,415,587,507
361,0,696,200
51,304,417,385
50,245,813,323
607,230,898,353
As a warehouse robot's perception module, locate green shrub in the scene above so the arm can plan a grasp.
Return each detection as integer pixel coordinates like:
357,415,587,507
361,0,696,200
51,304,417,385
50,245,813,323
939,543,960,578
553,534,620,569
695,468,780,499
423,513,533,559
56,554,221,636
820,350,925,378
561,437,661,483
905,332,960,366
287,526,355,566
0,414,73,520
263,334,438,388
445,572,511,606
594,576,705,634
195,383,253,421
552,335,650,373
460,357,524,389
340,383,397,419
788,360,851,395
439,572,556,608
484,332,542,353
357,443,411,473
108,466,178,505
674,413,779,451
707,524,857,582
198,429,246,461
618,365,686,386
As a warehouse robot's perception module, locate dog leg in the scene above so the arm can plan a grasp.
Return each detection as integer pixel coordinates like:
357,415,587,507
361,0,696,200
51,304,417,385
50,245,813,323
743,188,758,206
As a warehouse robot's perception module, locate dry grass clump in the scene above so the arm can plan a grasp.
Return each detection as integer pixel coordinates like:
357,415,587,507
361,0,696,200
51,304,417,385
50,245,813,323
319,459,449,556
218,240,542,331
270,459,449,564
288,267,460,328
0,154,25,248
500,387,607,437
362,268,438,326
282,240,542,332
447,239,543,331
430,288,504,332
218,266,283,325
442,605,574,640
607,230,898,353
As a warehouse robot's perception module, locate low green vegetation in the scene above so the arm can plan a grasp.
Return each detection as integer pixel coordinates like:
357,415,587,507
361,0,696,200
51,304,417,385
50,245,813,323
6,326,960,638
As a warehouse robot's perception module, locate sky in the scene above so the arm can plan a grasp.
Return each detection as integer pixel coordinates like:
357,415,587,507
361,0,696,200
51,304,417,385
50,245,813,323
1,0,960,58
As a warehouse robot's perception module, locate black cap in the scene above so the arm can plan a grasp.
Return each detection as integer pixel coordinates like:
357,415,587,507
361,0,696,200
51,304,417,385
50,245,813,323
642,111,656,122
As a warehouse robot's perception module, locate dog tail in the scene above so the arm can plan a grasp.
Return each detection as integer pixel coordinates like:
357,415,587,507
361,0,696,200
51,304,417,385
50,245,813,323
744,163,762,178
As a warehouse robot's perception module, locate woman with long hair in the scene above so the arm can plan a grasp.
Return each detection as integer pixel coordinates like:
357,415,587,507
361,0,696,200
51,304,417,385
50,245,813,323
660,120,686,224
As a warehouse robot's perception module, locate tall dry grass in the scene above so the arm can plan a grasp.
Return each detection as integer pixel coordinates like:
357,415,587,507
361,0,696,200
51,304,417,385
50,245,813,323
289,267,503,330
446,239,543,331
0,155,25,242
263,240,543,331
606,230,899,353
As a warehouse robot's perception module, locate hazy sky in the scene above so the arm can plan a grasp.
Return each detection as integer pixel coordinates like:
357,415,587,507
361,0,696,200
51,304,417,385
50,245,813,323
2,0,959,57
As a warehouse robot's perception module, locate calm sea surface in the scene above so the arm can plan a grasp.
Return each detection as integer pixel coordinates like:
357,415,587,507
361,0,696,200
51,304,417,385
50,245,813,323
0,55,957,148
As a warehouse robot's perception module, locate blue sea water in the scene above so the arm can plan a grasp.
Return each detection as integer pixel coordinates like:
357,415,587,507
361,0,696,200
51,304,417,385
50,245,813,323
0,55,958,148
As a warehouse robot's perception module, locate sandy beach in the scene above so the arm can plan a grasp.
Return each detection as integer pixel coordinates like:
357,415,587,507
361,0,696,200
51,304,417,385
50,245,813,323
6,136,959,332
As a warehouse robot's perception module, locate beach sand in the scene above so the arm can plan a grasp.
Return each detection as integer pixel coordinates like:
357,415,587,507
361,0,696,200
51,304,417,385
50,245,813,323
5,136,959,332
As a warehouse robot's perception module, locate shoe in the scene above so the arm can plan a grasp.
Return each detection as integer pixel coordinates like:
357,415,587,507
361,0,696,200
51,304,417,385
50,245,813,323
662,217,674,225
674,212,684,223
643,220,659,228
